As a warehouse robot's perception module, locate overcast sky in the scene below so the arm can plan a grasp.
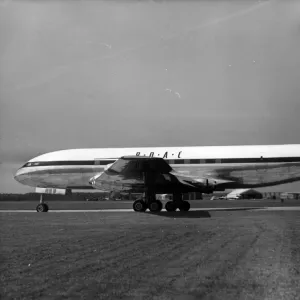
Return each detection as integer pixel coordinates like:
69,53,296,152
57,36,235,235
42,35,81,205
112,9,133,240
1,0,300,193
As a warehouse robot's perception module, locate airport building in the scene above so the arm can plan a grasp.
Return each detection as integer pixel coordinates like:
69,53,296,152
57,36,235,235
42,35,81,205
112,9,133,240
280,192,300,200
226,189,263,200
183,192,203,200
262,192,281,199
155,192,203,201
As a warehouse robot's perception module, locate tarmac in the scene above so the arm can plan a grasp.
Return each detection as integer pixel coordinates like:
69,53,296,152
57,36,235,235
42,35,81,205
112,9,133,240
1,207,300,213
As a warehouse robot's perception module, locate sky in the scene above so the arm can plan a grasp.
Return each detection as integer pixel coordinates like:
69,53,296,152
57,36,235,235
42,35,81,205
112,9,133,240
1,0,300,193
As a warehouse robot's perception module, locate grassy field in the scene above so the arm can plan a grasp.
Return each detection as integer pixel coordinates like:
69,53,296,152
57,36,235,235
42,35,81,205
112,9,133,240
0,199,300,211
1,210,300,299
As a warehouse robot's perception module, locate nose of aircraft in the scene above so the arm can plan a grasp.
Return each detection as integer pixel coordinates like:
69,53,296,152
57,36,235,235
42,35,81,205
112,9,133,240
14,167,29,185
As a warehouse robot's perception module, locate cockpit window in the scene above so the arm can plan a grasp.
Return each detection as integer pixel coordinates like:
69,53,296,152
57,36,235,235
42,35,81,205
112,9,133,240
22,162,40,167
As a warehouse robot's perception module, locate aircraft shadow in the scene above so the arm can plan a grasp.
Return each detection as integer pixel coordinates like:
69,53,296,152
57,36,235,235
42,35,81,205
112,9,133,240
146,210,211,219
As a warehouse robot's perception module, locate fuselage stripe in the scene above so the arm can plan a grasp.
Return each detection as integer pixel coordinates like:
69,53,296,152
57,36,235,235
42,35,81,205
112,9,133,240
23,156,300,168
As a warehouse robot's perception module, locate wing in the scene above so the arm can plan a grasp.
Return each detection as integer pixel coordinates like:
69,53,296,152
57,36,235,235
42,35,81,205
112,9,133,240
89,156,234,193
171,171,235,191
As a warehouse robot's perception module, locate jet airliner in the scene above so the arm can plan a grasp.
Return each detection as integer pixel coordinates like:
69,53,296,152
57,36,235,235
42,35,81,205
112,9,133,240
14,144,300,212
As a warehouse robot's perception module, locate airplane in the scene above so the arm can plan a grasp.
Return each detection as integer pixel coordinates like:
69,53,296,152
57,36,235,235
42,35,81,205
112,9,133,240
14,144,300,213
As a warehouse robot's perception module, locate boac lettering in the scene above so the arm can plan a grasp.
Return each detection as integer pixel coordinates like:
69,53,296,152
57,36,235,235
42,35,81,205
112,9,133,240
135,151,182,158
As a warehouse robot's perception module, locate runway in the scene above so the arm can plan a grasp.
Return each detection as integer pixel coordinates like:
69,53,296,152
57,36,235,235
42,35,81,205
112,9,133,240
2,206,300,213
2,204,300,300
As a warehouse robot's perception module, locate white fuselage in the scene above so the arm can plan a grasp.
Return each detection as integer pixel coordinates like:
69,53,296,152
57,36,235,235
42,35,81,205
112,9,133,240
14,144,300,190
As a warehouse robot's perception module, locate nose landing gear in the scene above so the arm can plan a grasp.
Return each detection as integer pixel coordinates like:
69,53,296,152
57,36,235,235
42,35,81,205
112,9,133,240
36,194,49,212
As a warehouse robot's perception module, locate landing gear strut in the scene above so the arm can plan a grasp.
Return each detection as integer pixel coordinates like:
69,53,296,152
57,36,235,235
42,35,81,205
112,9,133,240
133,170,164,213
36,194,49,212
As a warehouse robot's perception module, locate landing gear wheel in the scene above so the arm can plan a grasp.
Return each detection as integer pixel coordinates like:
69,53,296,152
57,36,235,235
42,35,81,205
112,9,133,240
149,200,163,212
178,201,190,212
133,200,147,212
36,203,49,212
165,201,177,212
157,200,163,211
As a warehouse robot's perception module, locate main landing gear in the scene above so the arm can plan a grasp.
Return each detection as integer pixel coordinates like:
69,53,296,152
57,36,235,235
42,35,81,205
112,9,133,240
132,193,190,213
36,194,49,212
164,200,190,212
132,192,163,213
133,199,163,213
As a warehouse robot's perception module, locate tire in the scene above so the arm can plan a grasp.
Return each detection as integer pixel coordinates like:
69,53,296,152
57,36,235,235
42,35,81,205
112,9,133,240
36,203,49,212
157,200,163,211
149,200,163,212
133,200,146,212
165,201,177,212
178,201,190,212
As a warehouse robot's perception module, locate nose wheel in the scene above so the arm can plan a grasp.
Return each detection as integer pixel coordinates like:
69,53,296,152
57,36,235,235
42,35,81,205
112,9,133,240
36,203,49,212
